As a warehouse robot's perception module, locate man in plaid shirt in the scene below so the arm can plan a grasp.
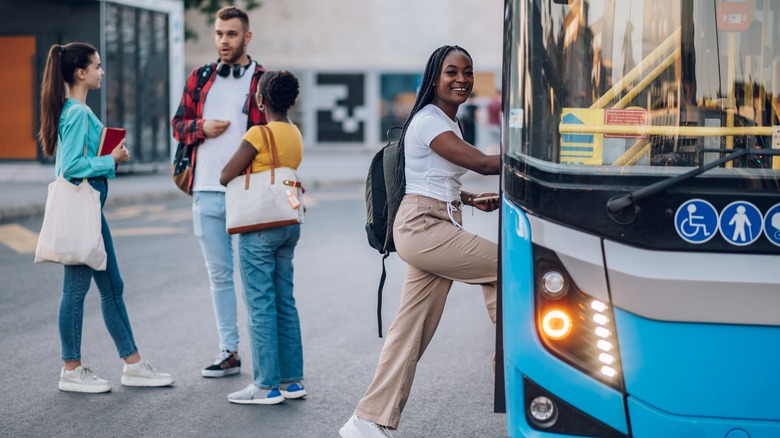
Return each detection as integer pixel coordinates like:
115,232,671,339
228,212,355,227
171,6,266,379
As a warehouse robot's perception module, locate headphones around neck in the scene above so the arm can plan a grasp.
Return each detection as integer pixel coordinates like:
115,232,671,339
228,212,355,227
216,56,253,79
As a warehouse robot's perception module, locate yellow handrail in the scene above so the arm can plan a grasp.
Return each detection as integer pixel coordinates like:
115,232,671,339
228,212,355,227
614,48,681,109
591,27,682,109
559,124,773,137
612,139,649,166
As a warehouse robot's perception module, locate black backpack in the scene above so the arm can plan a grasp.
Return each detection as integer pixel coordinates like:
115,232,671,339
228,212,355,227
365,128,403,337
172,64,214,194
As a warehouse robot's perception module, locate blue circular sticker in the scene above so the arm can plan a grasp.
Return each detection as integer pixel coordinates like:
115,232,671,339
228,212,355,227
719,201,763,246
674,199,718,244
763,204,780,247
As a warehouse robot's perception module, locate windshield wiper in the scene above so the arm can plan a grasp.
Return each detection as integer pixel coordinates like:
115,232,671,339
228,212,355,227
606,148,779,216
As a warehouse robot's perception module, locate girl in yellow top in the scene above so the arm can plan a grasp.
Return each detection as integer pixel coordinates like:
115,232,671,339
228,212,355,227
220,71,305,405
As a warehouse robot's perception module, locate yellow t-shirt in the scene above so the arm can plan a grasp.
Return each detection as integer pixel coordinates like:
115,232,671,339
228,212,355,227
242,121,303,173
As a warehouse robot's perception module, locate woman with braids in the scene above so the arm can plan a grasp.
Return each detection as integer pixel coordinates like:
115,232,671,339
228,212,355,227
220,70,306,405
340,45,500,437
39,42,173,393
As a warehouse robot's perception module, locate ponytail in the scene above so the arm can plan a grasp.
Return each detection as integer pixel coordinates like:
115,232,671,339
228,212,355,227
38,42,97,157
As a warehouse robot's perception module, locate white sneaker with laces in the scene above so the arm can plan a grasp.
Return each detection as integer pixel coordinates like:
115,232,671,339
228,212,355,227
58,366,111,393
227,384,285,405
339,415,393,438
120,360,174,387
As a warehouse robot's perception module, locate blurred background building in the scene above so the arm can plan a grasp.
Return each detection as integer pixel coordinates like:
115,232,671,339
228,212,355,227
184,0,504,149
0,0,184,169
0,0,502,166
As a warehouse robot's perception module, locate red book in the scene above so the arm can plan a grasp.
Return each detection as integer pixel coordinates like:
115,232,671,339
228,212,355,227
98,127,125,169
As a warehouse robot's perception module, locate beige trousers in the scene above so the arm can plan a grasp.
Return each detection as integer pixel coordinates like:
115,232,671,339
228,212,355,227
354,194,497,429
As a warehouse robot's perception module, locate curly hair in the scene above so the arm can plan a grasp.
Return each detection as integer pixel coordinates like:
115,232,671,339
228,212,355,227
257,70,300,114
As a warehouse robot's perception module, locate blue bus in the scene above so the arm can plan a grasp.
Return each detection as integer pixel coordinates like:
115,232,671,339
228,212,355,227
498,0,780,436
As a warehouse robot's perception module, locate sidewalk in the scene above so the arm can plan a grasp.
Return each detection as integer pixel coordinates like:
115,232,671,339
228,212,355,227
0,148,377,221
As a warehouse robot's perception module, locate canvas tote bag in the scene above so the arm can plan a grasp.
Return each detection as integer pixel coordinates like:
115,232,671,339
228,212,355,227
35,123,107,271
225,125,304,235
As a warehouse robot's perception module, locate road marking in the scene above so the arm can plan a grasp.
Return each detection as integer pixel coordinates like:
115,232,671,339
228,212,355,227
105,204,166,220
0,224,38,254
142,207,193,223
111,226,188,237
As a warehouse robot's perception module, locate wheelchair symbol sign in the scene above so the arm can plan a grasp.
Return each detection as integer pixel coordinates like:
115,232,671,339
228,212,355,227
719,201,763,246
763,204,780,247
675,199,718,244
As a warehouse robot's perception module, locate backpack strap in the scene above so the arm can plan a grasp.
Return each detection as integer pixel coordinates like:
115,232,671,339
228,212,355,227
377,250,389,338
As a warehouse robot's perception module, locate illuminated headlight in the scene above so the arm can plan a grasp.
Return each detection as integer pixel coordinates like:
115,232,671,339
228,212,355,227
534,248,624,391
541,310,572,339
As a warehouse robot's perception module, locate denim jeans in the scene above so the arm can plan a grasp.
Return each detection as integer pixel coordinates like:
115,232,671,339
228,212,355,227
238,224,303,389
192,191,239,352
59,177,138,361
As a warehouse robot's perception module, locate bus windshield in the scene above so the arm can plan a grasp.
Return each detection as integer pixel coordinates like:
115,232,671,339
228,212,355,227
505,0,780,183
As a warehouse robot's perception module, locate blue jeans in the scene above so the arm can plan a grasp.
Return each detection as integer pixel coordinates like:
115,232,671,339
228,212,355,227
59,177,138,361
238,225,303,389
192,191,239,352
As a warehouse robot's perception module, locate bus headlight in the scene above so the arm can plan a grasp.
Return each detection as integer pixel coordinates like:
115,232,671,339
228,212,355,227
541,309,572,339
534,247,624,391
528,396,557,427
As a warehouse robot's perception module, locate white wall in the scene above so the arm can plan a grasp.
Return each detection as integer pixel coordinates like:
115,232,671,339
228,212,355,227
183,0,504,148
185,0,503,71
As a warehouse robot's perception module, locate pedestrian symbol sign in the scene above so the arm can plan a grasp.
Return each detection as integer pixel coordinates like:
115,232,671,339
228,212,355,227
675,199,718,244
719,201,763,246
763,204,780,247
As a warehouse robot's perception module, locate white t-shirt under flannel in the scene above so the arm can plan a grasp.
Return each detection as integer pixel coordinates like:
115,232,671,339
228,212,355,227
193,64,254,192
404,104,467,203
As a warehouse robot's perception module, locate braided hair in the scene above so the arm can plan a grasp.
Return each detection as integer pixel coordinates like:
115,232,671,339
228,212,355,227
386,45,473,235
257,70,300,114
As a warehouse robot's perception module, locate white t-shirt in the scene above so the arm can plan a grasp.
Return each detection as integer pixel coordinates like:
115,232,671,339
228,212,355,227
404,104,467,202
193,63,255,192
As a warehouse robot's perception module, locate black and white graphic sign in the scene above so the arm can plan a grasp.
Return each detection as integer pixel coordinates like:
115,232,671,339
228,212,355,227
315,73,366,143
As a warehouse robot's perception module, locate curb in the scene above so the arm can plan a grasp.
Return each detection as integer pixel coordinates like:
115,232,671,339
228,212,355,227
0,189,183,222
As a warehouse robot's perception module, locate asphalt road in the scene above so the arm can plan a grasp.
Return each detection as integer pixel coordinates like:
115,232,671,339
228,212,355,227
0,179,506,437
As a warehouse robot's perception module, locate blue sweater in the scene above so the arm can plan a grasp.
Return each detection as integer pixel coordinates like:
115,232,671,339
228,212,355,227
55,98,116,179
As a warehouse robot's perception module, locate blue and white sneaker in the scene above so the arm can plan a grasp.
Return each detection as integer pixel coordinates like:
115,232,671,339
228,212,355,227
279,381,306,399
227,384,284,405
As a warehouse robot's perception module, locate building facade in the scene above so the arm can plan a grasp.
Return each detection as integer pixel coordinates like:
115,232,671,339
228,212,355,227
183,0,504,149
0,0,184,167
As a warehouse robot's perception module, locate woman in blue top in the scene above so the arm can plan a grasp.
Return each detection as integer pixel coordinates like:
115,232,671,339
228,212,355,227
39,42,173,393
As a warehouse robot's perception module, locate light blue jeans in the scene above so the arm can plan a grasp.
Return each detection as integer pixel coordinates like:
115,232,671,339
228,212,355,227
192,191,239,352
59,177,138,361
238,225,303,389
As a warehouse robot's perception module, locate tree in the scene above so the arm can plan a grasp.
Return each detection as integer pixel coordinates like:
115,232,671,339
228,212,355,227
184,0,262,40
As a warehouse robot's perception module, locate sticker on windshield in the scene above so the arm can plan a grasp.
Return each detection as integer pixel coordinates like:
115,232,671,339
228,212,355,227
675,199,718,244
763,204,780,247
509,108,523,129
719,201,763,246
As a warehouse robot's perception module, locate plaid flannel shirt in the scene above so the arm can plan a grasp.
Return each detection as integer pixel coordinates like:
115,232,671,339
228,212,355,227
171,62,267,146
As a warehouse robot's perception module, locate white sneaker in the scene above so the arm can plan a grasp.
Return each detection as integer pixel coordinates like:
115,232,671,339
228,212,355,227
339,415,393,438
120,360,174,387
227,384,285,405
58,366,111,393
